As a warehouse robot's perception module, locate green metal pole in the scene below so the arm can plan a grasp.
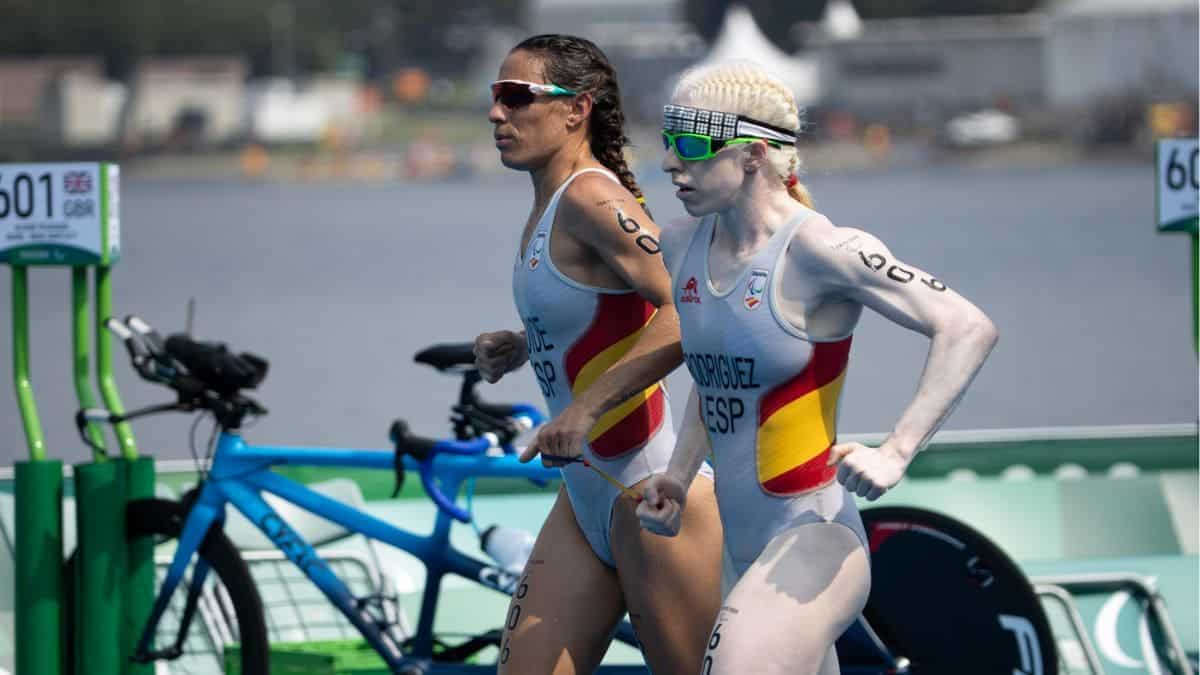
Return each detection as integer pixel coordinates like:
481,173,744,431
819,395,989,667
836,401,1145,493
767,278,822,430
15,461,63,675
89,263,152,673
12,265,63,675
121,457,155,675
73,460,125,675
95,266,137,459
13,266,46,460
73,267,108,459
73,264,126,675
1192,232,1197,354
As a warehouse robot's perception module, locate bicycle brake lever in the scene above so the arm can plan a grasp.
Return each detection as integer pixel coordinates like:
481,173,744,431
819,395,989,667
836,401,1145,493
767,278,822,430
389,420,423,499
106,316,152,361
127,315,171,364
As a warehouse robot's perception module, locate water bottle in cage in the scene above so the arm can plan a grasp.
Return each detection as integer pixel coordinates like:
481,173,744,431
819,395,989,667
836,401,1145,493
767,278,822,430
480,525,536,574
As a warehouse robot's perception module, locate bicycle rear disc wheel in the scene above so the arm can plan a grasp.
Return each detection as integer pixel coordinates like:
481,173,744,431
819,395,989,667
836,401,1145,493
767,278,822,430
854,506,1057,675
67,497,269,675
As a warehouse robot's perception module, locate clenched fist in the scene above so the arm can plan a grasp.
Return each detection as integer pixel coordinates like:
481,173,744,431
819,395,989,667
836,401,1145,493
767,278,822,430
473,330,529,383
828,441,913,501
636,473,688,537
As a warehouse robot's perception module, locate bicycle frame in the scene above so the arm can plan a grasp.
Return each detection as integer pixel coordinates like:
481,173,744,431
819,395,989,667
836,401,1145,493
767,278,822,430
140,429,562,672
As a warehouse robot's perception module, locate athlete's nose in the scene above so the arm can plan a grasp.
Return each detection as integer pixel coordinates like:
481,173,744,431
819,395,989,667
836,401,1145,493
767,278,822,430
488,100,506,125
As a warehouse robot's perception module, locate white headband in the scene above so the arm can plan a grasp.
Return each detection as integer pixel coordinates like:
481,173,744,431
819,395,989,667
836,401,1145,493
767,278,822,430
663,104,797,146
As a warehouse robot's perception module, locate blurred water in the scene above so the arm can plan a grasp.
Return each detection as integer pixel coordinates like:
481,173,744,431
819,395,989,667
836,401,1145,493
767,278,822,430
1,159,1195,465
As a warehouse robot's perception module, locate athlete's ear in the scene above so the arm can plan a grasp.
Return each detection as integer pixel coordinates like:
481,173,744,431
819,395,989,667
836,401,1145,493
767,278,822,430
743,140,769,174
565,91,593,131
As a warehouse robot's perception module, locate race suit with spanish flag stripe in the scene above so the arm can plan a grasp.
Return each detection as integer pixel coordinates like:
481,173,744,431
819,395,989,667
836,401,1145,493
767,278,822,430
512,168,710,566
673,209,867,578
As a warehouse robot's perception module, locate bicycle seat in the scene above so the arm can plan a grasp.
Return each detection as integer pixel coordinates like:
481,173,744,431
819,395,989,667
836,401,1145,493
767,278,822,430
414,343,477,372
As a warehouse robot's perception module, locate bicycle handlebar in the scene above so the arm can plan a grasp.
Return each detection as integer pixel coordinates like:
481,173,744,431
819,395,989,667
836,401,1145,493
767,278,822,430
91,312,553,523
390,406,546,522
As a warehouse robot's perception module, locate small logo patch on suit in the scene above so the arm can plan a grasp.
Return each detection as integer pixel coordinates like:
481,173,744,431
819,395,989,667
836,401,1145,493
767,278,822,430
680,276,702,304
528,233,546,270
744,269,768,310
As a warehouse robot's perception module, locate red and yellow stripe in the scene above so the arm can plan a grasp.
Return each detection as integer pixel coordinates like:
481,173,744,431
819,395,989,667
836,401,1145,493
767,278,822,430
756,337,852,495
565,294,666,458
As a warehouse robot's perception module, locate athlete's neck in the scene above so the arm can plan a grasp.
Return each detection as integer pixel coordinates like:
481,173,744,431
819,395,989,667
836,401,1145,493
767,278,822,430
714,180,803,256
529,136,600,206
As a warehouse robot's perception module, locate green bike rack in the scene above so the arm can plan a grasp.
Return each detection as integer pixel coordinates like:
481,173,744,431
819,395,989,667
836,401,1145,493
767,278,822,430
3,162,153,675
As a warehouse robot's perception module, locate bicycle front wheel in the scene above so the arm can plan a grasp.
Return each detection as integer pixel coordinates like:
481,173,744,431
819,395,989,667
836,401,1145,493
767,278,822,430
66,497,270,675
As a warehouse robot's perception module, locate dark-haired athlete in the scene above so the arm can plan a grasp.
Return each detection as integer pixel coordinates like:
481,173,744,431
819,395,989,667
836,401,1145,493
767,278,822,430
473,35,723,674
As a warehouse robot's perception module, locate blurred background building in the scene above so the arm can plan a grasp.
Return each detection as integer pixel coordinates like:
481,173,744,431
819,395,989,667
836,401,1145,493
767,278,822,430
0,0,1195,176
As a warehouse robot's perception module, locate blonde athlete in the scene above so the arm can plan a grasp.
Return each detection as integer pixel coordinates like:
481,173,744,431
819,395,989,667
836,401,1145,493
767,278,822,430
473,35,723,675
637,62,999,675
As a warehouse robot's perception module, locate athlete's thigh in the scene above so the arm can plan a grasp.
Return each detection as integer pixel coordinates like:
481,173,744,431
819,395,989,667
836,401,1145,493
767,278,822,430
700,522,870,675
498,487,626,675
609,476,724,675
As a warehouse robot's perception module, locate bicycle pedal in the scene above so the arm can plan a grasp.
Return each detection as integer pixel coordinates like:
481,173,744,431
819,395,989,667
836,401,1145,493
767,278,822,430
133,645,183,663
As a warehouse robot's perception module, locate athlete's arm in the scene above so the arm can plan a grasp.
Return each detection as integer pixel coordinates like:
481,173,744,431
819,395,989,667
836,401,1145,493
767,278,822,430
664,385,712,486
519,176,683,462
805,224,999,499
637,386,710,536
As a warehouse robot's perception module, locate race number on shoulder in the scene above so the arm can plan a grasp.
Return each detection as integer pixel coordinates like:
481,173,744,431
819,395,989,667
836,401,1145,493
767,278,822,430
0,163,120,266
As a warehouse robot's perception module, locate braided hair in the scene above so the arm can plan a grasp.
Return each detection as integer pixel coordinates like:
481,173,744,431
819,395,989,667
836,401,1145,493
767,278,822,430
514,34,649,212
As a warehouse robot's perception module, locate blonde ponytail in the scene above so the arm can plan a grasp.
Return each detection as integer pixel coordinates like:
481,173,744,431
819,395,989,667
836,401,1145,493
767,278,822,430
787,178,814,208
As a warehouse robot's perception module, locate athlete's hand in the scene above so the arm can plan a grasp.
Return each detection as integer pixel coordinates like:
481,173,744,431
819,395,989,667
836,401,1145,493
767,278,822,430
828,440,913,501
473,330,528,384
518,403,595,465
636,473,688,537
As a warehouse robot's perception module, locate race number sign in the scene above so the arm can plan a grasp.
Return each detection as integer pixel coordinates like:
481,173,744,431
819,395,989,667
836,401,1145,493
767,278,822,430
1156,139,1198,233
0,163,120,266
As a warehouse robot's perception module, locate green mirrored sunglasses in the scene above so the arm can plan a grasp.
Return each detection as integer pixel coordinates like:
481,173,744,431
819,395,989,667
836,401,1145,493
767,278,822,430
662,131,780,161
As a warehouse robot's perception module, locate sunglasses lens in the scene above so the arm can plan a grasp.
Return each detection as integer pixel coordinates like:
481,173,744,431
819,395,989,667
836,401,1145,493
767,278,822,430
491,82,535,108
675,135,711,160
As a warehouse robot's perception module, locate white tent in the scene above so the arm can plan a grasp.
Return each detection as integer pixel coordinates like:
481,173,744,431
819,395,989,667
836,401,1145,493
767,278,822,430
821,0,863,42
686,4,822,107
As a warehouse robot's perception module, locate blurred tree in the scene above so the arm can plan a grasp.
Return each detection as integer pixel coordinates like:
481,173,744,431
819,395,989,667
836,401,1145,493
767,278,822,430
0,0,525,78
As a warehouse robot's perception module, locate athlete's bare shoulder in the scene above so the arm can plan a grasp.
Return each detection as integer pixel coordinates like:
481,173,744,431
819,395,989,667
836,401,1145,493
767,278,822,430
557,170,652,240
558,170,637,220
659,216,703,257
659,216,703,280
786,212,884,281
